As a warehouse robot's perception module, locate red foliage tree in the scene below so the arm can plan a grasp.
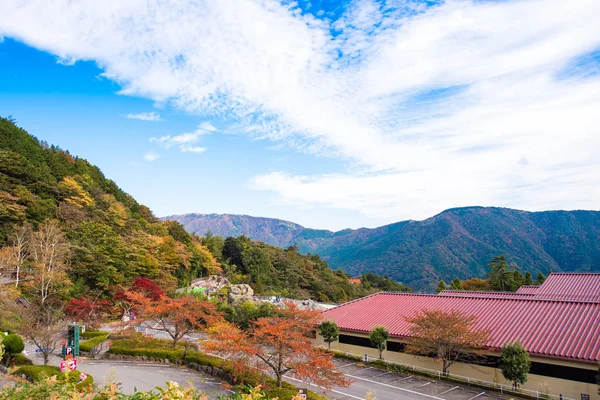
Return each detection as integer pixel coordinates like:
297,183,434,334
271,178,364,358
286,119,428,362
204,302,349,389
112,277,165,318
65,296,111,330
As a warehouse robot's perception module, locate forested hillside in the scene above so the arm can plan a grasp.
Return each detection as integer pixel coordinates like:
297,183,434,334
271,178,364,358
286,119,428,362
169,207,600,290
0,117,405,301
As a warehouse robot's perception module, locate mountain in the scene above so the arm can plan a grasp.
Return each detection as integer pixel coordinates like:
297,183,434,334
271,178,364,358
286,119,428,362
166,208,600,289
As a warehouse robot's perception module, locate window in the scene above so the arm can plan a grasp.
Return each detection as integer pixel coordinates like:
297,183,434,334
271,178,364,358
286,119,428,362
339,334,374,348
530,361,596,384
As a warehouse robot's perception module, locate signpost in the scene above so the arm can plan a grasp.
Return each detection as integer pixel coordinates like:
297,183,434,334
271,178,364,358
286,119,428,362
297,388,308,399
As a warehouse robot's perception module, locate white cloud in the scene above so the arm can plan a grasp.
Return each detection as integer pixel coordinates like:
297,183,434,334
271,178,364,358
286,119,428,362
125,112,162,121
149,122,214,154
180,145,206,153
143,151,160,162
1,0,600,222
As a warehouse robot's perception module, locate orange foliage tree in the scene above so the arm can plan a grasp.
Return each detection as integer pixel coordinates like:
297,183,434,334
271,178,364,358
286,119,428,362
405,309,491,374
127,292,222,347
203,302,349,389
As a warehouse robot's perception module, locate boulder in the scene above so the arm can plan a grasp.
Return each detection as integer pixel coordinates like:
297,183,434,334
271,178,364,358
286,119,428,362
227,284,254,305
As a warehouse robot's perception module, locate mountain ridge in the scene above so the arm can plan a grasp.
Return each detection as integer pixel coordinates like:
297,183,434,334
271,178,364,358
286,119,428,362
165,207,600,289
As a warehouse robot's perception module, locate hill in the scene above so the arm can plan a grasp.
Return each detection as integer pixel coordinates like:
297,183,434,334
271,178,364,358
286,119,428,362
0,117,403,300
166,208,600,289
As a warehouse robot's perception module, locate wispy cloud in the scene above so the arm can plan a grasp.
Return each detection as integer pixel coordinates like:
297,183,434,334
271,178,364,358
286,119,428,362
143,151,160,162
125,112,163,121
149,122,214,154
2,0,600,221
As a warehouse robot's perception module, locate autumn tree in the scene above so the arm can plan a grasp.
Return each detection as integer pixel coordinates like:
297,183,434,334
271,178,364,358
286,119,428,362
405,309,490,374
65,296,112,330
130,292,221,348
500,340,530,390
14,302,64,365
203,302,349,389
461,278,491,291
29,220,70,304
369,326,389,360
319,320,340,350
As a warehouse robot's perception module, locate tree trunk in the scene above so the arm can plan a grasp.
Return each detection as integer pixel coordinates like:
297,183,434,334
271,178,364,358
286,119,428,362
276,372,282,387
14,265,19,287
43,352,49,366
328,341,331,350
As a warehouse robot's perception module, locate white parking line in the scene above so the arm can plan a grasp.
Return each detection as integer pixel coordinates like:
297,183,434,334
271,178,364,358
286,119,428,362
418,382,432,388
468,392,486,400
389,376,412,383
285,376,364,400
336,363,356,369
344,374,446,400
439,386,459,395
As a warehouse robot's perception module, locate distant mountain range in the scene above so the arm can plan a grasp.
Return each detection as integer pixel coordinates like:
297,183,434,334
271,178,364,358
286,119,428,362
165,208,600,289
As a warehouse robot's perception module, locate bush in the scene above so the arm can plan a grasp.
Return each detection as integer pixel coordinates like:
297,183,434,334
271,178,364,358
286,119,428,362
13,365,60,381
81,330,109,339
12,353,33,366
1,334,25,366
57,369,94,390
79,332,110,352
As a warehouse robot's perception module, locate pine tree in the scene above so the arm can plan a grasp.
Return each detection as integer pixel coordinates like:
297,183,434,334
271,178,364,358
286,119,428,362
436,280,447,293
524,271,533,285
535,272,546,285
449,278,463,290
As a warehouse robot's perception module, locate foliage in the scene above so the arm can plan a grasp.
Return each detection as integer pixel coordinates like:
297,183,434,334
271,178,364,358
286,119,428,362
0,341,3,362
13,365,60,380
1,333,24,366
436,280,446,293
524,272,533,285
319,320,340,349
460,278,490,291
127,292,221,347
203,302,349,389
360,273,411,292
488,255,521,292
499,340,530,389
81,330,111,339
65,296,112,330
12,353,33,366
449,278,463,290
0,117,219,293
369,326,389,360
79,332,110,353
219,301,276,331
405,309,491,374
535,272,546,285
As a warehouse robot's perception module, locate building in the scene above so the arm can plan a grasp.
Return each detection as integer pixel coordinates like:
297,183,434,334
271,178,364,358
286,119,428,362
316,273,600,400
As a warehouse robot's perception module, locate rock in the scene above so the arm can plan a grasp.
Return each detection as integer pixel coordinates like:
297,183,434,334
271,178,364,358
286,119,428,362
227,284,254,305
190,275,230,293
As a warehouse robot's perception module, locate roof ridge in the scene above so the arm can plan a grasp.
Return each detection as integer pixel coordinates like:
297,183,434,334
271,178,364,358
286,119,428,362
373,291,600,305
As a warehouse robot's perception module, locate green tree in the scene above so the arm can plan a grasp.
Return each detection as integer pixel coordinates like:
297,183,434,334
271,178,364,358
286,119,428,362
319,320,340,350
499,340,531,390
436,280,447,293
369,326,389,360
488,255,517,291
449,278,463,290
1,333,24,366
512,270,525,290
535,272,546,285
524,271,533,285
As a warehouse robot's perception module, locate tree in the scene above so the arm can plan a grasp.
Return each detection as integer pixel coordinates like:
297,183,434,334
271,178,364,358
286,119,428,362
130,292,221,348
0,341,4,362
369,326,389,360
9,224,30,287
488,255,517,291
449,278,463,290
436,280,447,293
65,296,111,330
319,320,340,350
535,272,546,285
15,303,63,365
461,278,491,291
29,220,70,304
524,272,533,286
405,309,490,374
1,333,24,367
499,340,530,390
203,302,349,389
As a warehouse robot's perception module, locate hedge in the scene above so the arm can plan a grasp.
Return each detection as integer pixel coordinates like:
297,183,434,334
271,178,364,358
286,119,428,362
12,353,33,366
108,339,327,400
13,365,60,381
81,330,110,339
79,332,110,352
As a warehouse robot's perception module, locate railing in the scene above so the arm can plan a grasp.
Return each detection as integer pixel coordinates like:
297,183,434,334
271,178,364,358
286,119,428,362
334,350,576,400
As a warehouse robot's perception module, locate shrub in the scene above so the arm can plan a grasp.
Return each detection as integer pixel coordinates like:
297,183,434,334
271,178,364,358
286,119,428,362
12,353,33,366
1,334,25,366
81,330,110,339
79,333,110,352
13,365,60,381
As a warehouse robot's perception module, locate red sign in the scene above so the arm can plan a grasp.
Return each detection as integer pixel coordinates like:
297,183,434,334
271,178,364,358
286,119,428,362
79,372,87,382
59,360,67,373
68,358,77,371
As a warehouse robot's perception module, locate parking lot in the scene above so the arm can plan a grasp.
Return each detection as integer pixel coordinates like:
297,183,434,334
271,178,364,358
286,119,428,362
291,358,513,400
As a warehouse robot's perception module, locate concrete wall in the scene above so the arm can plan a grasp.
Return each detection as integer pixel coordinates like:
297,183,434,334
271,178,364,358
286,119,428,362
314,332,599,400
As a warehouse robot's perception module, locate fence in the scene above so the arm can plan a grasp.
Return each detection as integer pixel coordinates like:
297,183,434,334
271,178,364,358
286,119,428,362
335,350,576,400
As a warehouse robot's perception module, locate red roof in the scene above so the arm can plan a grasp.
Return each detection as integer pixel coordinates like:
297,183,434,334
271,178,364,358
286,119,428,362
439,290,534,299
515,285,540,295
535,273,600,302
322,292,600,363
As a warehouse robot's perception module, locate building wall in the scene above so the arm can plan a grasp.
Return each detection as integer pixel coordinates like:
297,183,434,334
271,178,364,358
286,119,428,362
314,332,599,400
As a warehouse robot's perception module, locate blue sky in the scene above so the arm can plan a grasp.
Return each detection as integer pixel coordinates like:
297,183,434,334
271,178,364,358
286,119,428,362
1,0,599,231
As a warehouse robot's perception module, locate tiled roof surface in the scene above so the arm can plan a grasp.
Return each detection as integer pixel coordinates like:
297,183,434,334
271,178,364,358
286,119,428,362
515,285,540,294
439,290,534,299
323,292,600,362
535,273,600,302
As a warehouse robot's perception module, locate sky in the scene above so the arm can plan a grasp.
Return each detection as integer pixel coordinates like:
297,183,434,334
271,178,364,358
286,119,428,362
1,0,599,231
